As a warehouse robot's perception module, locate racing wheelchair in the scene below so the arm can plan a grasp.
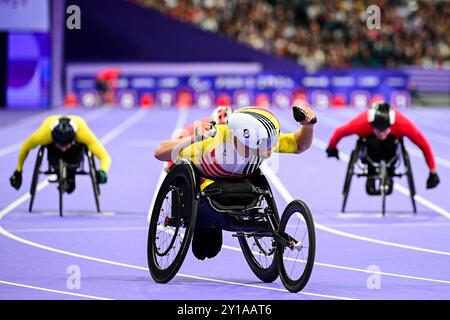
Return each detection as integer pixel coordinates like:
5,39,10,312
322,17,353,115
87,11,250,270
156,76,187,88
147,159,316,293
28,144,101,217
341,138,417,216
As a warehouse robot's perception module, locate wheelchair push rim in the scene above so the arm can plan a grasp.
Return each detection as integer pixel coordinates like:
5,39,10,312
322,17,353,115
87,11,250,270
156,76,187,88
277,200,316,293
147,162,198,283
238,195,280,283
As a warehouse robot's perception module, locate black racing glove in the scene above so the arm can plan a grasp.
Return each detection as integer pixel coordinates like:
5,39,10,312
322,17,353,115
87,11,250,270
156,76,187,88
426,172,439,189
292,106,317,125
96,170,107,184
326,148,340,160
10,170,22,190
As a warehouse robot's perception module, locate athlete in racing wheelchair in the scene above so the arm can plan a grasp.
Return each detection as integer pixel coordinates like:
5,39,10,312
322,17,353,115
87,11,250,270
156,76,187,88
150,104,317,292
326,102,440,215
9,116,111,216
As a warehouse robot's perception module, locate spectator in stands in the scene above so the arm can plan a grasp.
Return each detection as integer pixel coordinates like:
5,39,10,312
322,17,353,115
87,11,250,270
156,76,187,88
132,0,450,69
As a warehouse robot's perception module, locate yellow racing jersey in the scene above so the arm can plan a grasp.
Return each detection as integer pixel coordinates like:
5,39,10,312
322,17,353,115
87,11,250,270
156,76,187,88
16,115,111,173
179,124,297,188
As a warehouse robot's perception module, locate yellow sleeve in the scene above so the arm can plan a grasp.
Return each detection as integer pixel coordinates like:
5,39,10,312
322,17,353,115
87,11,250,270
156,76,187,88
178,139,209,165
273,132,298,154
16,117,54,172
72,116,112,172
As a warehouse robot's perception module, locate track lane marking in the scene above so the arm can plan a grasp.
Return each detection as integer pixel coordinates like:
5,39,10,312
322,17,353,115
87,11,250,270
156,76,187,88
0,280,112,300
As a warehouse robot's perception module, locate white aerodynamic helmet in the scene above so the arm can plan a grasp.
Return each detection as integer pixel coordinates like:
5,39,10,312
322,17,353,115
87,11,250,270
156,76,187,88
227,107,281,150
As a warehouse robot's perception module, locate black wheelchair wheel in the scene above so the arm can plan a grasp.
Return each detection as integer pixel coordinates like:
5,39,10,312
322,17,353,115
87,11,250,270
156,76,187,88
238,194,280,283
401,141,417,213
277,200,316,293
29,146,45,213
147,161,198,283
86,150,101,213
342,142,360,212
58,159,65,217
381,175,387,217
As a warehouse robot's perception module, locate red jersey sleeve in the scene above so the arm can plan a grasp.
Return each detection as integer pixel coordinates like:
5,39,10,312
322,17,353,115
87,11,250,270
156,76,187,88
328,112,372,149
393,112,436,171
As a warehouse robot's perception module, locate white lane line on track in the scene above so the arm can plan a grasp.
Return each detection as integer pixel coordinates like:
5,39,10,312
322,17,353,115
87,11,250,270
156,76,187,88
0,107,112,158
0,280,112,300
407,146,450,169
158,224,450,286
221,244,450,285
0,225,355,300
8,227,148,233
0,110,445,299
0,108,356,300
280,115,450,220
147,108,190,222
261,160,450,256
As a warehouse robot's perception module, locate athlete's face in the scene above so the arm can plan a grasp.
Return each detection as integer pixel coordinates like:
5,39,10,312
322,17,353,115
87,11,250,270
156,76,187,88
55,143,72,152
373,128,391,140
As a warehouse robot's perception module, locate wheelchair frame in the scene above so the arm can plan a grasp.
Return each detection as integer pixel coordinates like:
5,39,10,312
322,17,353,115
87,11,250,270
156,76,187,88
147,159,316,293
341,138,417,216
28,144,101,217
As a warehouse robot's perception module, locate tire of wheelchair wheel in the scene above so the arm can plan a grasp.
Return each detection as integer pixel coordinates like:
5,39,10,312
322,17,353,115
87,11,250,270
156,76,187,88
29,147,45,213
238,194,280,283
342,149,357,212
402,143,417,213
58,159,64,218
147,162,198,283
86,150,101,212
277,200,316,293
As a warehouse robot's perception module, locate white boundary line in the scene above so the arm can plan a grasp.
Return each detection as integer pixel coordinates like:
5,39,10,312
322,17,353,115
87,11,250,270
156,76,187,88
0,225,354,300
0,108,355,300
221,244,450,285
261,160,450,256
0,280,112,300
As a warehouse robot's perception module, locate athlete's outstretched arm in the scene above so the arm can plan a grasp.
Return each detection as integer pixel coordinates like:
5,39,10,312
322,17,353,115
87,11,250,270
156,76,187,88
293,124,315,154
154,136,194,162
16,118,53,172
292,102,316,154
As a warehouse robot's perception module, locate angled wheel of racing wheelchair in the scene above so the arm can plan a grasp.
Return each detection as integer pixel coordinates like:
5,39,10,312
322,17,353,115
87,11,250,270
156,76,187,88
277,200,316,293
29,146,45,213
85,147,101,213
400,139,417,214
342,139,364,212
233,174,280,283
147,159,199,283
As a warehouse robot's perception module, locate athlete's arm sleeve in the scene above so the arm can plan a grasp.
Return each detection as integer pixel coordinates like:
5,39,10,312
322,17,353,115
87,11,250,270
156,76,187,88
402,118,436,171
178,139,208,164
16,119,53,172
274,132,298,154
75,118,112,172
328,115,365,149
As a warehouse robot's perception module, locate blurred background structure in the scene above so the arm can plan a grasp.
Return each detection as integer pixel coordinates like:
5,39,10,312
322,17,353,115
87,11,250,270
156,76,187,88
0,0,449,111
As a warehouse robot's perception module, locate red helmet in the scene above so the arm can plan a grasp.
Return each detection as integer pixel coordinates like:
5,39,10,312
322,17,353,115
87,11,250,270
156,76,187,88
211,105,233,125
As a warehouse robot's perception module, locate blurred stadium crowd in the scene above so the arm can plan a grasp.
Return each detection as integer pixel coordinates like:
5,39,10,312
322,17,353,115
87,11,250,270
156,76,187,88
133,0,450,71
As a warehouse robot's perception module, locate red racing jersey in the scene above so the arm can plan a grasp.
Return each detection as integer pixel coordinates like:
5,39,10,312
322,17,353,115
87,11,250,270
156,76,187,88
328,111,436,171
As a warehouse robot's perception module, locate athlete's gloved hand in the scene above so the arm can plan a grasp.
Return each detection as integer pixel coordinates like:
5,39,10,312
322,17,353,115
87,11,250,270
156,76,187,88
426,172,440,189
194,121,216,141
292,101,317,126
326,148,340,160
10,170,22,190
96,170,107,184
